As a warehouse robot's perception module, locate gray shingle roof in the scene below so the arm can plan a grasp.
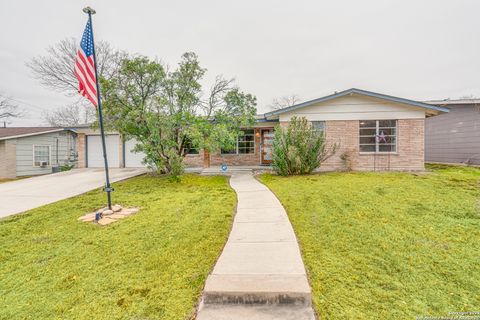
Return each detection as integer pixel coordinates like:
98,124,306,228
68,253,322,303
264,88,450,117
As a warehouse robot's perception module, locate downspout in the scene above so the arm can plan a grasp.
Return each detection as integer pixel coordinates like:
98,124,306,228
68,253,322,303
56,138,59,165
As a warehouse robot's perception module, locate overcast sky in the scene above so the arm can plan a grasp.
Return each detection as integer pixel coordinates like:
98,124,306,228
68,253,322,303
1,0,479,126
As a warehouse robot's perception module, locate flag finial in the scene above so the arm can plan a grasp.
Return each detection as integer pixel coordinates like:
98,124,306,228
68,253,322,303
83,7,96,15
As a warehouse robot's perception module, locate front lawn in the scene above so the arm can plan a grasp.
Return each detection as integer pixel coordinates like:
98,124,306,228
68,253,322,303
0,174,236,320
259,164,480,319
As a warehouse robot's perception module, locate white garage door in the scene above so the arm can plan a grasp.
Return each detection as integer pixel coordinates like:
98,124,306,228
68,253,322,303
125,139,147,167
87,135,120,168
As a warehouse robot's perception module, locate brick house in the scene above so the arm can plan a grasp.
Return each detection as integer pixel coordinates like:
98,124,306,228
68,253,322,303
73,88,448,171
183,88,448,171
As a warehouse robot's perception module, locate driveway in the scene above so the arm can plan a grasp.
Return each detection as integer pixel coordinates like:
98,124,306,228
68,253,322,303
0,168,147,218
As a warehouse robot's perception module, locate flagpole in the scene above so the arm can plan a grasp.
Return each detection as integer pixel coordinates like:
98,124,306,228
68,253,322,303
83,6,113,210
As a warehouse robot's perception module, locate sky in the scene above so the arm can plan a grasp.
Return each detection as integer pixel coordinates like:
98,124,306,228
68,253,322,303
1,0,479,126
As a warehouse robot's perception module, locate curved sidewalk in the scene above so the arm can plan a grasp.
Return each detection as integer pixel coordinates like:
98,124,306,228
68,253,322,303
197,172,315,320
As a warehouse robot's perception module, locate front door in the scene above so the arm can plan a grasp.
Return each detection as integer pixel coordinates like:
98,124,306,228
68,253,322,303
261,129,274,164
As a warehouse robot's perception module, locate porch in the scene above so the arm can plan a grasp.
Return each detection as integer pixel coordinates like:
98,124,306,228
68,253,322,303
183,126,276,168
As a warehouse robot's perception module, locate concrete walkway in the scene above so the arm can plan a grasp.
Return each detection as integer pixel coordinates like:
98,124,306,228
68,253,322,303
197,173,315,320
0,168,146,218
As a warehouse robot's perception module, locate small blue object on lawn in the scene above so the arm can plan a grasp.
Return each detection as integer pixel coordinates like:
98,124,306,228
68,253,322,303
221,164,228,172
95,212,102,222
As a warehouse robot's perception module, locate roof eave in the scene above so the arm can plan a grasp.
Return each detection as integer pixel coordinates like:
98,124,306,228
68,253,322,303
264,88,450,117
0,128,73,141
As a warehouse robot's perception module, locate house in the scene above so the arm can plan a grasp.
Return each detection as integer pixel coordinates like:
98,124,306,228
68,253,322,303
73,88,448,171
72,125,148,168
183,88,448,171
425,98,480,165
0,127,77,179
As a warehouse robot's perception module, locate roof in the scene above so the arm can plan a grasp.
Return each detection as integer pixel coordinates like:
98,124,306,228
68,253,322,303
263,88,450,118
424,98,480,106
0,127,71,140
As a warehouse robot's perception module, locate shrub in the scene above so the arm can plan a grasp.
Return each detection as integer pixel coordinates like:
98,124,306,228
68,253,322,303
60,164,74,172
272,117,337,176
340,150,354,171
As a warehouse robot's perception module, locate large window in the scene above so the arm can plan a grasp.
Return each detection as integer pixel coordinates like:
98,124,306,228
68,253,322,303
183,138,199,155
221,129,255,154
359,120,397,153
33,145,51,166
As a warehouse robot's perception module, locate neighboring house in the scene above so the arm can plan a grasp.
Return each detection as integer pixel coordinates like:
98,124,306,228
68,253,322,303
424,99,480,165
0,127,77,179
74,88,448,171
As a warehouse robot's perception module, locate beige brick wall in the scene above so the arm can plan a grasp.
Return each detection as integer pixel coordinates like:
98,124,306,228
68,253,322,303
0,140,17,179
321,119,425,171
76,133,86,168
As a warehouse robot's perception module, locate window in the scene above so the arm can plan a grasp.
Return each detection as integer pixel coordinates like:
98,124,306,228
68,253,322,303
359,120,397,153
238,130,255,154
183,138,199,155
312,121,325,134
33,145,51,166
221,129,255,154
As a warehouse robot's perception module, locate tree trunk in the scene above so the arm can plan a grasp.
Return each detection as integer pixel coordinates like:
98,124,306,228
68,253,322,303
203,149,210,168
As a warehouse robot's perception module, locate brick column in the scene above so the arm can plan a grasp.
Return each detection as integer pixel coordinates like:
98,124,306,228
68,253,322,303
77,133,86,168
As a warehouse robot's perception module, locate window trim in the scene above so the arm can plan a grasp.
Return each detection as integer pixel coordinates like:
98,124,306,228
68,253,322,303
221,129,256,155
32,144,52,167
359,120,398,154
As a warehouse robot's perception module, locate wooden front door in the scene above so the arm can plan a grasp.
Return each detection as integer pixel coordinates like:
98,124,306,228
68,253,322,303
261,129,274,164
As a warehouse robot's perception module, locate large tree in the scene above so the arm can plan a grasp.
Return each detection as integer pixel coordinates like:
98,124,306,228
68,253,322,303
28,38,126,97
102,53,256,176
28,38,126,126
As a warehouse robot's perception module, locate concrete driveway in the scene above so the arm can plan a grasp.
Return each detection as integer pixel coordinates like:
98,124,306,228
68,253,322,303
0,168,147,219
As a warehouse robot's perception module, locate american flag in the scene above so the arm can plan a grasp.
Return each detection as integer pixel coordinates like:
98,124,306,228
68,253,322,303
74,19,98,107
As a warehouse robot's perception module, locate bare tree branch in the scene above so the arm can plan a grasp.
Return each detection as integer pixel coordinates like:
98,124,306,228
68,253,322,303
27,38,127,97
43,100,96,127
0,93,25,120
268,94,301,111
203,76,235,117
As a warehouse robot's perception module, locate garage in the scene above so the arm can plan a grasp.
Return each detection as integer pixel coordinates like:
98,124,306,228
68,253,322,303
86,134,120,168
124,139,147,168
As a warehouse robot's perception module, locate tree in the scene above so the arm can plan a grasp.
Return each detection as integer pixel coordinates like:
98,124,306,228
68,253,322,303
187,76,257,167
43,101,96,127
268,94,301,111
0,94,24,121
272,116,337,176
102,53,257,177
28,38,126,96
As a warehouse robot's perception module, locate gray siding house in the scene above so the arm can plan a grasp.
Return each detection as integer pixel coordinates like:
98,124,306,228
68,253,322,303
0,128,77,179
425,99,480,165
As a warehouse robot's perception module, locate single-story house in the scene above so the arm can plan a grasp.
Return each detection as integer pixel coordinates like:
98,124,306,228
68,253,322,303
0,127,77,179
74,88,448,171
425,98,480,165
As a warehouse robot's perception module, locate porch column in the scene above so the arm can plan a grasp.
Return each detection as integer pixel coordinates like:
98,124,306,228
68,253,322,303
203,149,210,168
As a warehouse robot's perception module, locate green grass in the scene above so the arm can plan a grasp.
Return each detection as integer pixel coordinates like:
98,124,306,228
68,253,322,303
0,174,236,320
259,164,480,319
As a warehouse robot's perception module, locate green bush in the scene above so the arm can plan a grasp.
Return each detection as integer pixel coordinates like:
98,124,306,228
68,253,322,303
272,116,337,176
60,164,74,171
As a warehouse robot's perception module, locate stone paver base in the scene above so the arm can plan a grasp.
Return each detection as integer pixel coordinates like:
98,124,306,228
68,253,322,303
197,173,315,320
78,205,139,225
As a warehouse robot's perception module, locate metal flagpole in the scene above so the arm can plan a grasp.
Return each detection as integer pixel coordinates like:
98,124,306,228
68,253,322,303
83,7,113,209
